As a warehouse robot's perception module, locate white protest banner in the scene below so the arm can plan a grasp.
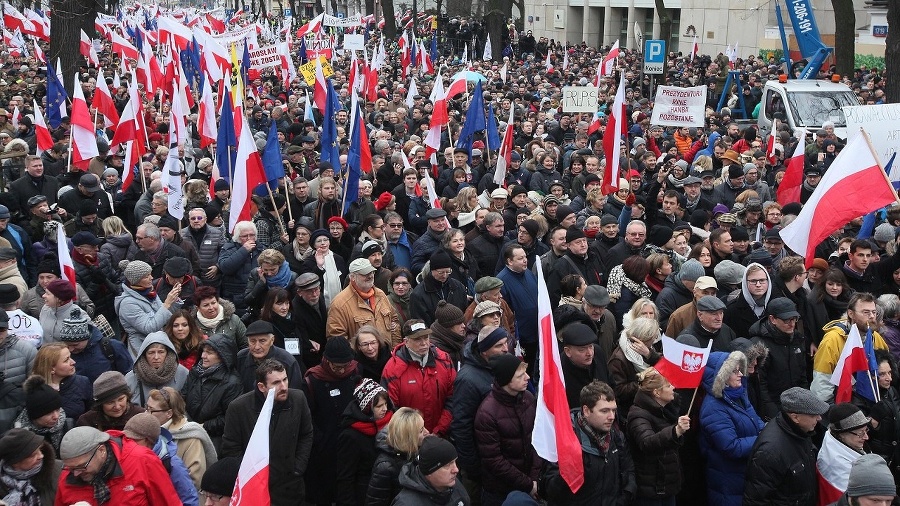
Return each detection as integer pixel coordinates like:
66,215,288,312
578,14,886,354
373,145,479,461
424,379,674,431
343,34,365,51
561,86,599,113
211,25,259,50
843,104,900,163
650,85,706,127
248,44,280,70
323,13,362,27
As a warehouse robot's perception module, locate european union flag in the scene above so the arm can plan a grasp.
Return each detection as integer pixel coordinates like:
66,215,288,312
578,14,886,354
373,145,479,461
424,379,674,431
45,61,68,129
261,120,284,188
486,103,500,152
320,79,339,168
215,92,237,184
855,326,880,402
297,37,309,65
455,81,486,163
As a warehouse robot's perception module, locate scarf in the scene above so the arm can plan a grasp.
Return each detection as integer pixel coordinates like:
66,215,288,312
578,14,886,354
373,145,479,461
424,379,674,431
350,410,394,436
723,384,747,403
322,251,342,306
134,352,179,387
194,362,221,378
618,333,652,373
91,444,116,504
387,291,410,322
559,296,583,308
576,411,611,454
196,304,225,330
292,241,312,262
645,274,665,294
0,460,42,506
430,323,465,359
72,248,99,266
352,280,376,310
607,265,652,303
15,408,66,452
129,285,157,301
266,261,292,288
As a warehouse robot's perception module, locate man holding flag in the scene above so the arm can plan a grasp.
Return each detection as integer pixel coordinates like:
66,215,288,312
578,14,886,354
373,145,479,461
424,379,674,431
222,359,314,505
813,293,889,403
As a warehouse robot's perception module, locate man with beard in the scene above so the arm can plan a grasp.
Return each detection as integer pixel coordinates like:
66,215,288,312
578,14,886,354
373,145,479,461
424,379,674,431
222,359,313,506
327,259,400,344
681,175,714,215
303,177,341,230
292,273,328,369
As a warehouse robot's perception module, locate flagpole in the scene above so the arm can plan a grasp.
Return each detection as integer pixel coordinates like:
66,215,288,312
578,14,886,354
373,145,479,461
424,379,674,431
861,127,900,206
264,183,287,237
867,323,882,402
686,387,699,414
284,177,294,223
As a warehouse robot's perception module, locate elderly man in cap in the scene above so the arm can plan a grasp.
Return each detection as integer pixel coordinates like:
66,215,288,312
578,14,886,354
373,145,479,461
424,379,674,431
122,412,198,505
547,227,607,307
817,403,871,503
411,249,469,327
393,436,470,505
666,276,719,339
154,256,197,309
292,273,328,367
71,230,119,324
235,320,304,393
222,359,314,506
63,200,104,238
832,454,897,506
358,239,391,292
382,319,456,436
464,276,517,340
679,295,737,352
411,207,450,274
21,194,62,241
58,173,112,219
558,322,612,409
55,425,182,505
744,387,830,506
327,258,400,344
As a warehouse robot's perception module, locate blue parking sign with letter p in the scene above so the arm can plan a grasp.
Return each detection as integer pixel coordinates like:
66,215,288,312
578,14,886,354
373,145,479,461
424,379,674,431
643,39,665,75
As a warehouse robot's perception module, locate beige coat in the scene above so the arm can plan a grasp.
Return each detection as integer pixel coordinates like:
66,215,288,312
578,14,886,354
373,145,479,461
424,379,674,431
326,285,401,345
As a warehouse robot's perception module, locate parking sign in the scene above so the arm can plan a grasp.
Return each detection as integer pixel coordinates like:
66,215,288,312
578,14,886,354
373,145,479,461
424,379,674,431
643,39,665,75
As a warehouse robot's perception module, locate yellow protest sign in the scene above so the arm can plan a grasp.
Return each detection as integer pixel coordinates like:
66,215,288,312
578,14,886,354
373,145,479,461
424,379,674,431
299,56,335,86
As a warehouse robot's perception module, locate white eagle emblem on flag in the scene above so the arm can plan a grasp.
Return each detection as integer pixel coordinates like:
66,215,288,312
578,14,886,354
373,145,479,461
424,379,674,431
681,351,703,372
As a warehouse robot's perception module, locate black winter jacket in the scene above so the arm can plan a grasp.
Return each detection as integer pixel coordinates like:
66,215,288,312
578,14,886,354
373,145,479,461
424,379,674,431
365,428,411,506
627,390,685,499
448,341,494,474
743,413,819,506
750,319,809,420
181,334,242,452
409,274,468,327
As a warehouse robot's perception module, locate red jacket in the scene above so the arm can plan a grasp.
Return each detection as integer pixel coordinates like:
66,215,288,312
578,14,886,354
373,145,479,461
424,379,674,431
380,343,456,437
55,431,183,506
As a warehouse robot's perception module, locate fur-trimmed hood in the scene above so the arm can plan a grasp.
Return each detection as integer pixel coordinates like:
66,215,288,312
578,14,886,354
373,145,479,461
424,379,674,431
729,336,769,369
702,351,747,399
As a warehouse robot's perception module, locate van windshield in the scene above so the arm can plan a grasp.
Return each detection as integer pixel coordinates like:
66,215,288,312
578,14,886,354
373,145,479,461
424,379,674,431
786,91,858,128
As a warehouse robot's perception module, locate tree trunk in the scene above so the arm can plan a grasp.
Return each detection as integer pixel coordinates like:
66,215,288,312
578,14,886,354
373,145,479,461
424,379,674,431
382,0,397,39
887,0,900,103
484,10,504,62
831,0,855,77
50,0,94,94
655,0,671,49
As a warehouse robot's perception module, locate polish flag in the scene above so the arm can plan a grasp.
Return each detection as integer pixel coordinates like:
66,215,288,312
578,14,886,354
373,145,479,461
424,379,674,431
32,99,53,156
231,387,275,505
109,30,139,61
544,51,553,73
80,30,99,66
654,335,713,388
33,40,44,63
312,57,328,111
446,72,468,98
205,13,226,33
780,132,899,265
765,119,779,166
776,129,805,205
110,79,147,156
587,114,602,136
70,73,100,168
816,426,863,505
424,74,447,163
690,36,699,63
228,106,268,233
92,64,120,128
494,107,515,186
198,82,218,149
602,39,620,76
828,324,871,403
533,259,584,493
601,72,626,195
57,224,76,291
121,140,138,193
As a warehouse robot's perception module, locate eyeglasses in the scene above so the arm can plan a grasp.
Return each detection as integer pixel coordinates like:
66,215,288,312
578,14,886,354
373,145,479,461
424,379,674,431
200,491,227,502
387,223,403,228
848,428,869,438
358,341,379,348
746,279,768,285
64,445,100,472
189,216,205,221
392,281,410,286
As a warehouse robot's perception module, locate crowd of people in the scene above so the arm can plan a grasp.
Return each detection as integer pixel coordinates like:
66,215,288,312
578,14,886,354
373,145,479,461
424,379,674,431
0,9,894,506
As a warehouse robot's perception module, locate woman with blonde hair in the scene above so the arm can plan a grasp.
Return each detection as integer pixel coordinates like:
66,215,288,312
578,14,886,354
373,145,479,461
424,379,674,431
623,297,660,331
146,387,218,491
99,215,137,272
628,368,692,505
31,343,92,420
365,407,429,506
609,317,662,417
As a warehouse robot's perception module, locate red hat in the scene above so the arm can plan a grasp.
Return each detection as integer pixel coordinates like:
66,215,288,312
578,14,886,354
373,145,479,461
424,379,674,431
629,169,641,179
374,192,394,211
148,132,163,142
472,140,485,150
327,216,349,230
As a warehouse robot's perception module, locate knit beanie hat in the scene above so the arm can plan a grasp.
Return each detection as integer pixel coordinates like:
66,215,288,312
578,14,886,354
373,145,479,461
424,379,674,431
0,428,44,465
874,223,896,243
354,378,387,412
435,300,465,328
123,412,161,443
323,337,354,363
417,436,458,475
92,371,130,405
201,457,242,497
45,279,75,301
520,219,539,239
477,325,509,353
648,225,674,247
24,376,62,419
679,259,705,282
491,353,524,387
430,249,453,271
374,192,394,211
121,260,153,286
846,454,896,497
37,255,61,277
59,307,91,342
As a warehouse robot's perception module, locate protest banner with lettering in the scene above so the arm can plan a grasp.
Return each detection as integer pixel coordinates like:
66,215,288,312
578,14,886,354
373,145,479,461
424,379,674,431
323,13,363,27
561,86,599,113
299,56,335,86
650,85,706,127
304,33,333,59
248,44,281,70
844,104,900,163
343,34,365,51
211,25,259,50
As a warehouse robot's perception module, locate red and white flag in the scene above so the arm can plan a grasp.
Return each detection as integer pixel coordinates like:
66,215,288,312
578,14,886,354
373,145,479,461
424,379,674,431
32,40,44,63
312,57,328,111
602,72,626,195
816,431,863,505
424,75,447,165
602,39,620,76
198,81,218,149
494,107,515,186
32,99,52,156
228,106,268,233
690,36,699,62
57,224,76,291
776,129,805,205
109,30,139,61
231,387,275,505
654,335,713,388
80,29,99,66
828,324,870,403
121,140,138,193
533,259,584,493
780,132,898,264
92,64,120,128
70,73,100,168
765,119,779,166
544,51,553,73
